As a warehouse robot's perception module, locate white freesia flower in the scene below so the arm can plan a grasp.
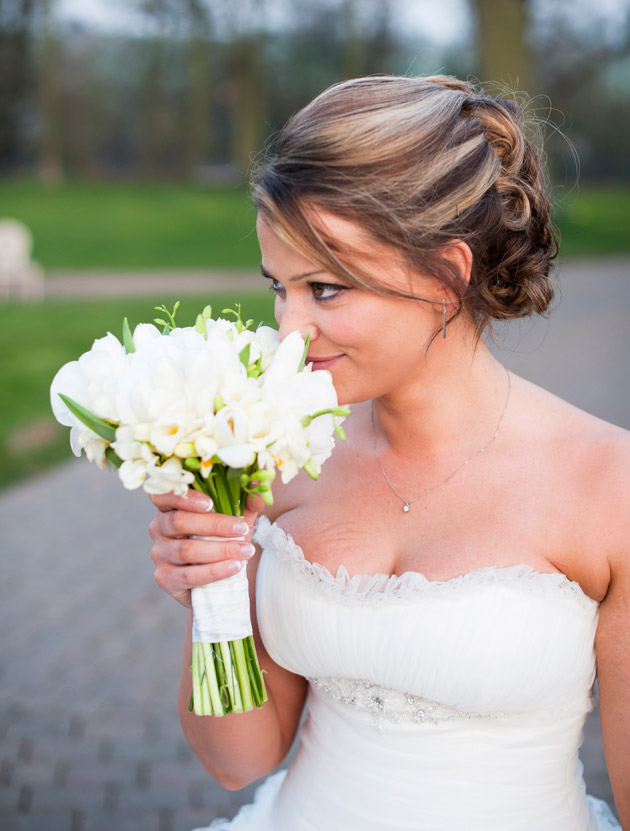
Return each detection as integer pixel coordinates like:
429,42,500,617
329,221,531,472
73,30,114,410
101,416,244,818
119,458,153,489
112,425,159,488
70,427,109,468
143,457,195,497
254,326,279,371
50,332,128,428
111,425,156,463
213,405,258,468
116,328,241,426
132,323,162,350
260,365,341,482
149,407,202,457
262,330,305,383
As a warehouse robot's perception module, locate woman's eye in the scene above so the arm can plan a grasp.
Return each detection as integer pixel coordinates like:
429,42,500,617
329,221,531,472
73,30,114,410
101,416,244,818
310,282,346,300
269,278,285,295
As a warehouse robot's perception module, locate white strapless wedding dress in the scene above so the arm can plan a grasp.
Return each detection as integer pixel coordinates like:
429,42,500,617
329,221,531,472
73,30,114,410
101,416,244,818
197,517,620,831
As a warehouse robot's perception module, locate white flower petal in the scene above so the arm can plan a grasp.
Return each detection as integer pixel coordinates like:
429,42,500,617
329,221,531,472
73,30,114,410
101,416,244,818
216,445,257,468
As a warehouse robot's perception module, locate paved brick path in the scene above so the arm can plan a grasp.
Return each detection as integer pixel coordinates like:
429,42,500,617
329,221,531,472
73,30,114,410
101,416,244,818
43,271,264,298
1,258,627,830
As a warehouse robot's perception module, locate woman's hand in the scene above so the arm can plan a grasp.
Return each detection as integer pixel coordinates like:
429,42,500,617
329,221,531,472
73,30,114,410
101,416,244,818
148,491,258,608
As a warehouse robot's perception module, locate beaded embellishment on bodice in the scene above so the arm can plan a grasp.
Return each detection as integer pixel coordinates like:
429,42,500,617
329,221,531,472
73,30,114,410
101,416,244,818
308,676,512,728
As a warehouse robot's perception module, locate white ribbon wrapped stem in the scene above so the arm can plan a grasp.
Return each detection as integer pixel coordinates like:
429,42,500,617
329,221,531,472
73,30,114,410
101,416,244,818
191,536,253,643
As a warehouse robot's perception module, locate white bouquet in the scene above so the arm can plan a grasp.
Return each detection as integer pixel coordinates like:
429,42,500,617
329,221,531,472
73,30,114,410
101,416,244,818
50,302,349,716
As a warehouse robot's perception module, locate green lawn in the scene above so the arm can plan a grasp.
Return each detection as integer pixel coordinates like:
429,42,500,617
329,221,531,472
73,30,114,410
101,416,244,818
0,292,274,490
0,181,261,270
0,180,628,270
553,186,630,257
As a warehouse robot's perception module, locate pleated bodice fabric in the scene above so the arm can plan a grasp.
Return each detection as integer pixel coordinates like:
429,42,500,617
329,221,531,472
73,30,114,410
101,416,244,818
201,517,620,831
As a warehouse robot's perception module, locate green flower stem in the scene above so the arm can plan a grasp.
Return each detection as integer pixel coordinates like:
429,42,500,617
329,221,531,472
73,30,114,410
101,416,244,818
192,647,203,713
212,642,230,711
191,636,267,716
213,469,234,515
201,643,225,715
246,635,268,707
231,639,254,711
219,640,243,713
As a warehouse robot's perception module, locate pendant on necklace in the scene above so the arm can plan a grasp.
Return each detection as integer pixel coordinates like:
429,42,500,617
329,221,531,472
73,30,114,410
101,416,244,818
403,501,410,513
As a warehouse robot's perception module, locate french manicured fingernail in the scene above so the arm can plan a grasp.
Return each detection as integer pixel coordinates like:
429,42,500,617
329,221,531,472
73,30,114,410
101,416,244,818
233,521,249,535
227,560,243,574
202,497,214,511
239,543,255,559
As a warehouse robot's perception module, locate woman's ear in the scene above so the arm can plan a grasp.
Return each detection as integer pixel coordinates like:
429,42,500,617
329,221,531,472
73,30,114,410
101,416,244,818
442,239,473,288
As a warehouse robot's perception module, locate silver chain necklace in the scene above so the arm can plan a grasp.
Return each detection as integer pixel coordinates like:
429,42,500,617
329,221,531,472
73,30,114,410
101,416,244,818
371,369,511,513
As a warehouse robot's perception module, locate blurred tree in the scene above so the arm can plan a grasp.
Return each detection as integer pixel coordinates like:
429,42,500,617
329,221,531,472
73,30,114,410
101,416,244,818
0,0,626,184
138,0,172,177
63,28,98,178
0,0,37,172
38,0,63,182
343,0,369,78
228,33,267,175
472,0,532,93
216,0,269,177
185,0,213,179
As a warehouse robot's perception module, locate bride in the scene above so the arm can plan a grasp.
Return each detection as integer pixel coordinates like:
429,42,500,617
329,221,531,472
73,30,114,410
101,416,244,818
148,75,628,830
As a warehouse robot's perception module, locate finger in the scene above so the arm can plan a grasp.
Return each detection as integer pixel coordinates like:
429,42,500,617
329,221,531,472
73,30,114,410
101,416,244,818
151,536,256,568
149,490,214,514
154,558,245,597
158,509,250,540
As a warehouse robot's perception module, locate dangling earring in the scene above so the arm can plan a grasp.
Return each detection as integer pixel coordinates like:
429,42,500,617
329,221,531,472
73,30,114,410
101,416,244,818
442,299,447,339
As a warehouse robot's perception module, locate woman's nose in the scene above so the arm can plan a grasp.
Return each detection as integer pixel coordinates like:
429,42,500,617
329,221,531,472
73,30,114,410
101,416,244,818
277,301,318,343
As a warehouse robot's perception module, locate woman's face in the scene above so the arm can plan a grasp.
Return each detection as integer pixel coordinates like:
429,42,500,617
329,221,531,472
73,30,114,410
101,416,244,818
256,211,454,404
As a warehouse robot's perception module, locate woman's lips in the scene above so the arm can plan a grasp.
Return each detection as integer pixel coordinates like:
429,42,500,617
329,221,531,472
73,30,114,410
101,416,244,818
306,354,344,371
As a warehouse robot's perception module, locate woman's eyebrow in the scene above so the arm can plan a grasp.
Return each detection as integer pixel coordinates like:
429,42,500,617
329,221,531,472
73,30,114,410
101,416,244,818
260,264,325,282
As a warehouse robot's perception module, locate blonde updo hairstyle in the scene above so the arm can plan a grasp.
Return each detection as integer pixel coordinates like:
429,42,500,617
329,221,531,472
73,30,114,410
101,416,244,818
252,75,558,333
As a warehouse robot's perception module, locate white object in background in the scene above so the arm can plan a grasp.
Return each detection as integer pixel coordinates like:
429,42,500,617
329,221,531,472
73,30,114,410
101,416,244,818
0,218,45,300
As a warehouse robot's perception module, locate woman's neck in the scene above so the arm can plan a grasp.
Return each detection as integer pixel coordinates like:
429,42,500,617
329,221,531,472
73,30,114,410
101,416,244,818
372,337,510,462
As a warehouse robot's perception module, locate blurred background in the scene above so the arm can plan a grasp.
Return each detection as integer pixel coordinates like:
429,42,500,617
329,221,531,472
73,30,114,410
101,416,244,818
1,0,629,487
0,2,628,829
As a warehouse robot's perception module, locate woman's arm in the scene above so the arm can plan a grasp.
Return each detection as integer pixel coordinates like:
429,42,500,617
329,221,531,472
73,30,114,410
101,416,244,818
149,490,307,790
595,548,630,828
593,433,630,828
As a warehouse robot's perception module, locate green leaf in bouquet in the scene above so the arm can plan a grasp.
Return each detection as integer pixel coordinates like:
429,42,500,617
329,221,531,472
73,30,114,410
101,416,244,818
257,488,274,506
122,317,136,354
196,305,214,335
222,303,255,334
154,301,181,334
58,394,117,442
238,343,251,368
301,406,351,429
104,446,123,470
298,333,310,372
222,303,244,333
223,465,243,513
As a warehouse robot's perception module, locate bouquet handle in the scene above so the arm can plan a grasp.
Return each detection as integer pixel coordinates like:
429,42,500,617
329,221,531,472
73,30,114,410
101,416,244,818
190,536,267,716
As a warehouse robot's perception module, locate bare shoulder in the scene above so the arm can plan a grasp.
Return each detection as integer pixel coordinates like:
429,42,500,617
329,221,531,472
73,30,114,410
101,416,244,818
510,373,630,589
511,371,630,471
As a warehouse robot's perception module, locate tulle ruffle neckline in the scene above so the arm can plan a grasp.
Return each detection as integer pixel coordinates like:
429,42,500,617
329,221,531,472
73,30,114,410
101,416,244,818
253,516,598,611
